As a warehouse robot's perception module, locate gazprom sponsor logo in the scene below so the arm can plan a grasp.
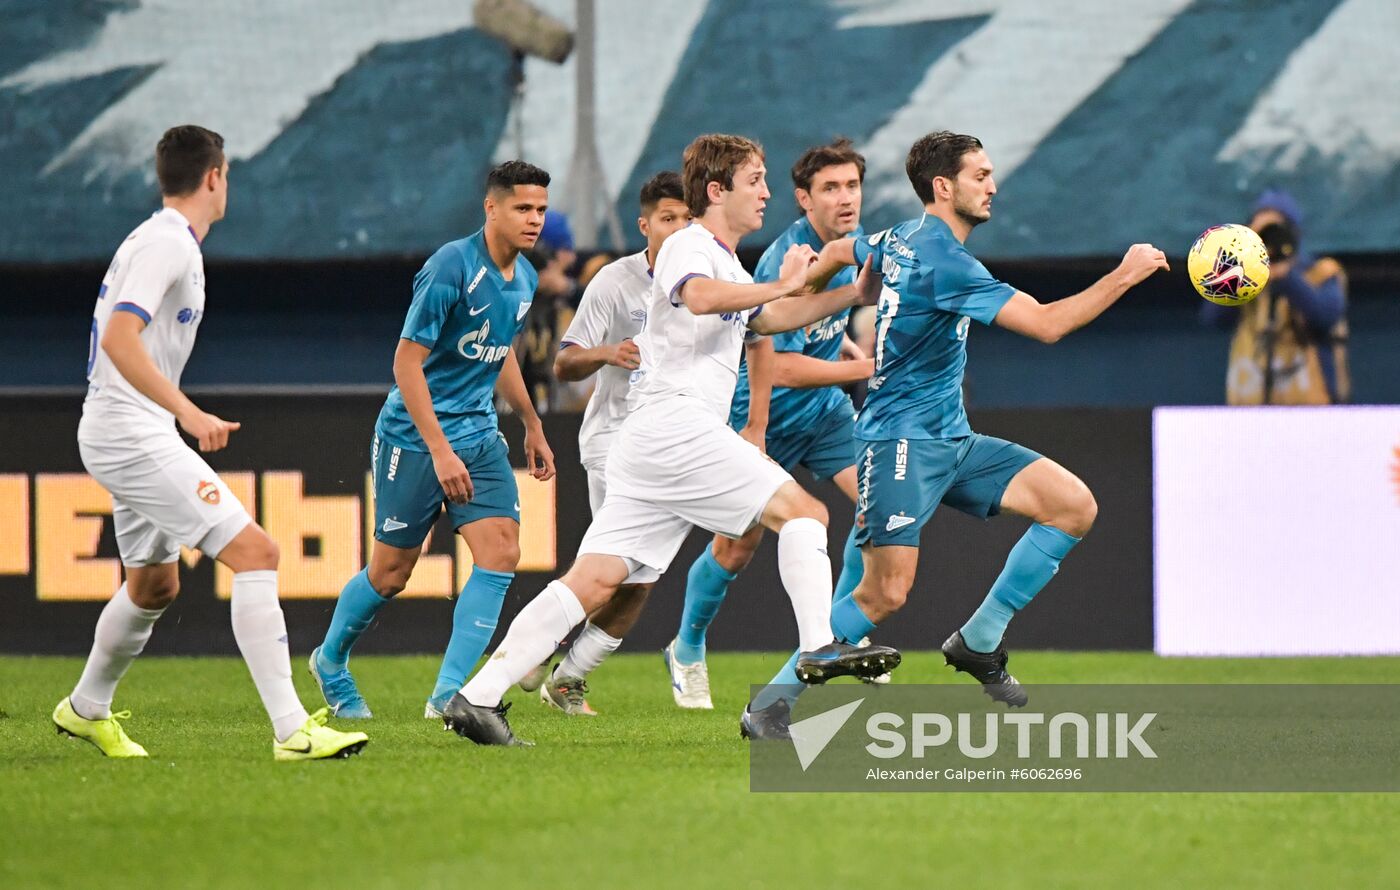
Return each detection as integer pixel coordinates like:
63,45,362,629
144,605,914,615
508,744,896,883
808,315,846,343
457,319,510,362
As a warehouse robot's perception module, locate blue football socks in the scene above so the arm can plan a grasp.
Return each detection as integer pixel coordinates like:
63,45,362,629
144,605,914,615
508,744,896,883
960,523,1080,652
831,524,864,603
319,568,390,669
431,566,514,701
674,544,738,665
830,592,878,644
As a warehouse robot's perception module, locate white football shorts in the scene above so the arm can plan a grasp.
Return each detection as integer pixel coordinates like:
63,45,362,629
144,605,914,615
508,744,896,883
579,398,792,584
583,458,609,517
78,422,251,566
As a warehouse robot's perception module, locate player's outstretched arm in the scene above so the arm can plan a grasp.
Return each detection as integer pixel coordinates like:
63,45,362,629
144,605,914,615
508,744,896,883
750,255,879,335
681,244,817,315
553,339,639,382
101,311,239,452
806,238,857,293
394,338,474,502
739,337,773,452
994,243,1169,344
772,352,874,389
496,347,555,481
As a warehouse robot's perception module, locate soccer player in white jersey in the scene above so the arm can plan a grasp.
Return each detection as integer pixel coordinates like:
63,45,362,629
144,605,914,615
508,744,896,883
523,171,692,715
53,126,368,761
440,133,899,746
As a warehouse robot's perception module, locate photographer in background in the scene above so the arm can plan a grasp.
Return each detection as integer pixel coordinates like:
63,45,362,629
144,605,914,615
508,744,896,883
1202,190,1349,404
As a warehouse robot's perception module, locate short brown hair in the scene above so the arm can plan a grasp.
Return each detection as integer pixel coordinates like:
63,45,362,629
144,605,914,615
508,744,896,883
156,125,225,197
681,134,764,218
906,131,983,205
791,137,865,192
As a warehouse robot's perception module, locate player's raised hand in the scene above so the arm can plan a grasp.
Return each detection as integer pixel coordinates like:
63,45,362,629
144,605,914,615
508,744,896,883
524,422,556,481
178,409,241,452
1118,243,1170,286
853,254,881,306
777,243,819,295
609,338,641,371
432,449,473,503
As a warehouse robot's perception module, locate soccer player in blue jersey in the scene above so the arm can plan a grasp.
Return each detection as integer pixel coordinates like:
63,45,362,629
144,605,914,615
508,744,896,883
745,132,1166,731
662,139,880,710
309,161,557,719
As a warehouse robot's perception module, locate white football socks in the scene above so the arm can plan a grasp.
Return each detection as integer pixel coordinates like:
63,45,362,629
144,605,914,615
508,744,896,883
230,570,308,741
777,516,837,652
558,621,622,679
463,580,586,706
70,583,165,720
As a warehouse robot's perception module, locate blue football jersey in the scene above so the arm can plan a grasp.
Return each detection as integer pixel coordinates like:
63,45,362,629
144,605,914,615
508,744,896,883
852,214,1015,440
729,216,859,436
376,229,537,451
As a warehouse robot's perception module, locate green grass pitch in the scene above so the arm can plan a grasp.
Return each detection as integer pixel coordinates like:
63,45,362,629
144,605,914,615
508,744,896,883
3,651,1398,889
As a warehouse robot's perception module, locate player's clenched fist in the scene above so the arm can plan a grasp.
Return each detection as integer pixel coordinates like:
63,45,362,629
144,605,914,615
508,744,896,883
853,254,881,305
777,243,819,295
608,338,641,371
178,408,241,452
1118,243,1170,286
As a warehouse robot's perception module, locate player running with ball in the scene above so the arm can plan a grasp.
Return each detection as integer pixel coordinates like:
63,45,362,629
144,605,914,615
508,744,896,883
749,131,1167,733
441,133,898,746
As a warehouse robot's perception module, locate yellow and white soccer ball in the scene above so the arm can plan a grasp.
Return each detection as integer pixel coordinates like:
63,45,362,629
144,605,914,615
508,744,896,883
1187,223,1270,306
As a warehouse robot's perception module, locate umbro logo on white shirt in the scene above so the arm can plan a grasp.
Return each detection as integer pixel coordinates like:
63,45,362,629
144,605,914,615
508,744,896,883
885,514,916,532
382,517,408,533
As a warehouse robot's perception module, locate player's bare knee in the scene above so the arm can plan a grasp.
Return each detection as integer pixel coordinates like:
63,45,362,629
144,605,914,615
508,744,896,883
368,564,409,598
130,573,180,609
1057,482,1097,537
244,529,279,570
870,582,909,616
712,535,756,574
218,524,279,572
560,565,619,614
462,520,521,572
783,489,828,527
476,537,521,573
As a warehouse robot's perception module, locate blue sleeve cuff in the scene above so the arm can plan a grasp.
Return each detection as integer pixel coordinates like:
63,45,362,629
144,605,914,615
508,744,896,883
112,302,152,324
669,273,709,307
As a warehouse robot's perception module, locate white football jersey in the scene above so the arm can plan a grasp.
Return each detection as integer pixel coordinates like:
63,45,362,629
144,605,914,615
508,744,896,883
560,250,652,466
84,208,205,430
628,223,761,420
